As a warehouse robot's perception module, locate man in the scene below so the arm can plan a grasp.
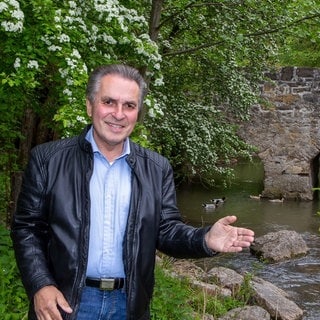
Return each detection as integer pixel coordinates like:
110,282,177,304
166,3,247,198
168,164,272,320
11,64,254,320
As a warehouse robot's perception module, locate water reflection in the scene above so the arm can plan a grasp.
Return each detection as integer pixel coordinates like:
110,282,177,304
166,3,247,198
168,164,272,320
176,159,320,320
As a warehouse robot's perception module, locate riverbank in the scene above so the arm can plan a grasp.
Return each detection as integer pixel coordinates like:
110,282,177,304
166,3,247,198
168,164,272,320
158,254,303,320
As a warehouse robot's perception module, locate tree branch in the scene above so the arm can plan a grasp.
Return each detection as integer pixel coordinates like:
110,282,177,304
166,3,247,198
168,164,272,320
163,13,320,57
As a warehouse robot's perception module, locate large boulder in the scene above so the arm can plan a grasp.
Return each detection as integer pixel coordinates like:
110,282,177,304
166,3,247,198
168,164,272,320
250,230,309,263
218,305,271,320
206,266,244,293
251,276,304,320
157,258,305,320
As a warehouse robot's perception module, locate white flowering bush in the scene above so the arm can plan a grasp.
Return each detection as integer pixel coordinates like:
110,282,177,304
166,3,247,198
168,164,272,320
2,0,315,199
145,91,256,186
0,0,24,33
1,0,162,141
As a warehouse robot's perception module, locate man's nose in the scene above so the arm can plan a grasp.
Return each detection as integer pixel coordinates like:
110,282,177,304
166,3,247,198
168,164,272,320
112,104,125,119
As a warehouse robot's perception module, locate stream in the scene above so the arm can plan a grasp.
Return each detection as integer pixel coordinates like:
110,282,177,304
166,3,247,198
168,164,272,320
176,159,320,320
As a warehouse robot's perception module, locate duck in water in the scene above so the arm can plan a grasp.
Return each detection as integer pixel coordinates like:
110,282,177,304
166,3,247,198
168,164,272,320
268,197,284,203
249,194,261,200
202,203,216,210
211,196,226,205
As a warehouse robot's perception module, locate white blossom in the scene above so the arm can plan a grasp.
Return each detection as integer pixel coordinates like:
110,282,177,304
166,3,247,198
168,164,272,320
154,76,164,86
66,78,74,86
119,37,130,44
13,57,21,69
102,34,117,44
27,60,39,69
0,0,24,32
144,98,151,107
64,16,73,24
81,64,88,73
1,20,23,32
40,35,51,46
48,45,62,52
59,33,70,43
0,2,9,12
54,9,62,22
63,88,72,96
71,48,81,59
11,9,23,19
68,1,77,8
148,108,156,118
76,115,87,124
59,68,68,78
66,57,77,69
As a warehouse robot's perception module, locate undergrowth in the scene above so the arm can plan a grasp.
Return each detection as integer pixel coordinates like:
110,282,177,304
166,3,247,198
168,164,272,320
151,257,254,319
0,225,28,319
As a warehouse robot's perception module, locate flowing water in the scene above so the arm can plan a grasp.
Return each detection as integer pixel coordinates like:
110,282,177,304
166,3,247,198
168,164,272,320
176,159,320,320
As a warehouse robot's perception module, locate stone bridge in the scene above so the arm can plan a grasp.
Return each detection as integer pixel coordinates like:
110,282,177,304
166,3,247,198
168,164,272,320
237,67,320,200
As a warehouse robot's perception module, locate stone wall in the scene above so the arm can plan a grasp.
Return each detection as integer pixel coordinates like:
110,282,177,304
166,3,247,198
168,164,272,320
238,67,320,200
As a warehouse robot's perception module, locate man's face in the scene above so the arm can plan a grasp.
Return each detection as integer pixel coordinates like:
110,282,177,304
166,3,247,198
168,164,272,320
86,74,139,154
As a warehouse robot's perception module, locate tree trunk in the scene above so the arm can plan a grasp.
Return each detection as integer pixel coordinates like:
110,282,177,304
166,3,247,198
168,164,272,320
149,0,164,41
138,0,164,123
7,107,55,225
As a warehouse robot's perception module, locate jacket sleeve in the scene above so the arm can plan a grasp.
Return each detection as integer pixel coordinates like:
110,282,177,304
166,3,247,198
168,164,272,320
11,146,57,300
156,160,215,258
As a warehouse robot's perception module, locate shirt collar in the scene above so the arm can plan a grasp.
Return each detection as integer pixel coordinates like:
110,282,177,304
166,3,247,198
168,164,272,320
85,126,130,160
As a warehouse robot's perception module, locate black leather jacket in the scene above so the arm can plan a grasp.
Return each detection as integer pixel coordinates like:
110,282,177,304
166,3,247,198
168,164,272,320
11,125,212,319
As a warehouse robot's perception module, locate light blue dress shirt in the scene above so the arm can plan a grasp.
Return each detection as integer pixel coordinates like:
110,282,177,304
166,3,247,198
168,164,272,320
85,127,131,278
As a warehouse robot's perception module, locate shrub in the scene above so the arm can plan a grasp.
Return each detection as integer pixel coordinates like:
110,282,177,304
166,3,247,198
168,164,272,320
0,225,28,319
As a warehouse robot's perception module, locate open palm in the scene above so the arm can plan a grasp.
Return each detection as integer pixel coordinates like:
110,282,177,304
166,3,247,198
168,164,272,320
205,215,255,253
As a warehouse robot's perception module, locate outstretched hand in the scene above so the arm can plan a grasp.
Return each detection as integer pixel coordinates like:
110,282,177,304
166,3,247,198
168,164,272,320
205,215,254,253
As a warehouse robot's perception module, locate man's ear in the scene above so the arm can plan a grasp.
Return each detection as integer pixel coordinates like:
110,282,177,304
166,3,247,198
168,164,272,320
86,99,92,117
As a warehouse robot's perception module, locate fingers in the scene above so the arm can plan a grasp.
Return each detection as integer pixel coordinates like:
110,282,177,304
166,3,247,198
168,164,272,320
218,216,255,240
57,295,73,314
34,286,72,320
237,227,255,237
218,215,237,225
229,233,255,253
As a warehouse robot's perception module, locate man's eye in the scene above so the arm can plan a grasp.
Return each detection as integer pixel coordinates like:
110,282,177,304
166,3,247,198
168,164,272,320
103,99,113,105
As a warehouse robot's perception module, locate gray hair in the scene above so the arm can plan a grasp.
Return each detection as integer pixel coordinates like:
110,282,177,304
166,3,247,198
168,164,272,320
86,64,147,111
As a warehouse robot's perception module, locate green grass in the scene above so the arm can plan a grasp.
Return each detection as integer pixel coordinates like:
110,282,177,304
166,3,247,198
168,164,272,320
151,257,253,319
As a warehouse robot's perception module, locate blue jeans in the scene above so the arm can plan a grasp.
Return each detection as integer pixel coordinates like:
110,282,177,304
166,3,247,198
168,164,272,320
77,286,127,320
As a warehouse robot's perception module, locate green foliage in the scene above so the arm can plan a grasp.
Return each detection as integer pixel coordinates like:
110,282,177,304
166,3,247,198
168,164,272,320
0,225,28,319
151,265,195,319
145,93,255,186
277,0,320,67
130,122,159,151
234,272,255,306
143,0,300,186
2,0,320,210
190,293,245,318
151,261,256,319
0,173,10,225
0,0,162,138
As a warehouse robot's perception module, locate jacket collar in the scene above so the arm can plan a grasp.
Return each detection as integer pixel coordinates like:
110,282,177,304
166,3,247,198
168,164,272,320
79,124,93,153
79,124,137,168
126,140,137,168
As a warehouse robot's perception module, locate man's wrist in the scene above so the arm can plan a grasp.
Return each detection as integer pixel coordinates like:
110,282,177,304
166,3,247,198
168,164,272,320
202,234,218,257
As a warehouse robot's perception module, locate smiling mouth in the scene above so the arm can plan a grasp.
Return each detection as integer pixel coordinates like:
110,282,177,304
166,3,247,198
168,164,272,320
107,122,125,129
